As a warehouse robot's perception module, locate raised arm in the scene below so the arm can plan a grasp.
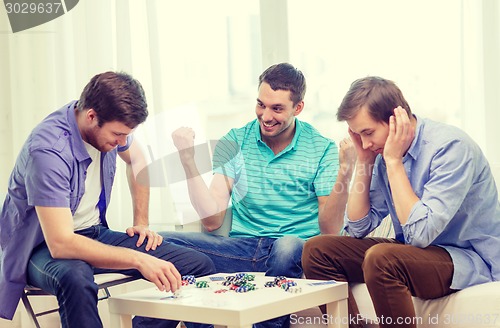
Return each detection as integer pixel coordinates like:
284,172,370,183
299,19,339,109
318,137,356,234
346,128,378,221
172,127,233,231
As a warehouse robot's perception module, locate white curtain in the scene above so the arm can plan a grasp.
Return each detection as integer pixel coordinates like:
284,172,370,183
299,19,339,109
0,0,261,233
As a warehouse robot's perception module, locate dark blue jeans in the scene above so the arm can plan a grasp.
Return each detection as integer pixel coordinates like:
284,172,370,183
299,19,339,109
27,224,216,328
160,231,306,328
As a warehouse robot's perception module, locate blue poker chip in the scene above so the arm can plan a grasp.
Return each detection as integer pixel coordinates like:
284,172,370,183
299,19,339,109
264,281,276,287
181,275,196,284
235,284,256,293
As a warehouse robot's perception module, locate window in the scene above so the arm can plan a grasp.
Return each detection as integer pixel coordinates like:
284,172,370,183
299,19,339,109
287,0,462,142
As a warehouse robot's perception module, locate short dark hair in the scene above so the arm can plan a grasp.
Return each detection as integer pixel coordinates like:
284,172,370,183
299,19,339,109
258,63,306,106
337,76,411,123
77,71,148,128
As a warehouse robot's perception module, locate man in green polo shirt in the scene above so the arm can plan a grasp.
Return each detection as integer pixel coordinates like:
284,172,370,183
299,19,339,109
160,63,355,327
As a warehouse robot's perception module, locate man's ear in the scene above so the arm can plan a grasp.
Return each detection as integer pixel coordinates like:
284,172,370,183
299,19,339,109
86,109,98,123
294,101,304,116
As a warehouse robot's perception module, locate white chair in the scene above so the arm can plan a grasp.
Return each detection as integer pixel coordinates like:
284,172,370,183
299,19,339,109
21,273,139,328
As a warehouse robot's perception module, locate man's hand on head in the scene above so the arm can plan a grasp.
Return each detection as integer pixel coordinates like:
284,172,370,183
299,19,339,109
348,128,377,164
126,225,163,251
339,137,357,177
383,106,415,165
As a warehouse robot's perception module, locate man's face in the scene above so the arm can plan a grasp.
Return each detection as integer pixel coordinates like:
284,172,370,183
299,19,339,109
255,82,303,141
347,105,389,155
85,120,133,152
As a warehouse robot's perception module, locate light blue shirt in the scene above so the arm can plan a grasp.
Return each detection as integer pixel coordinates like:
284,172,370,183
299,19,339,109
346,116,500,290
213,119,339,239
0,101,130,319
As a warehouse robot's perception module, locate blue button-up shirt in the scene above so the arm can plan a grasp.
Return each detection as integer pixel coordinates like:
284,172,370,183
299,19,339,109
0,101,130,319
346,116,500,290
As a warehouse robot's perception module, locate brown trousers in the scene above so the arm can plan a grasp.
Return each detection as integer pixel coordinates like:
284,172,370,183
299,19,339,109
302,236,455,328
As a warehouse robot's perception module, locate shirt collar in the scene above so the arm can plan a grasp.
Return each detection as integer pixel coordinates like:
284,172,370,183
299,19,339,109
66,101,91,162
403,114,423,162
253,118,302,152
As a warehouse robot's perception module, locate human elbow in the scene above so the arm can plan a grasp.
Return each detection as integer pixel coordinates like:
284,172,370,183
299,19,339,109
46,238,73,259
203,222,222,232
405,234,432,248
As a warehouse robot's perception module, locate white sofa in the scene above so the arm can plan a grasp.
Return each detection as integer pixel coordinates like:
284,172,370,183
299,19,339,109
350,280,500,328
292,217,500,328
292,280,500,328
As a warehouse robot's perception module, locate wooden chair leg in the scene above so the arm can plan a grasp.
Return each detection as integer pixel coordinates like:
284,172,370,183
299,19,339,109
21,292,42,328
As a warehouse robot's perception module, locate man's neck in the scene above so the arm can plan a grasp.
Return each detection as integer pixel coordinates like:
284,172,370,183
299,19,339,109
262,126,295,155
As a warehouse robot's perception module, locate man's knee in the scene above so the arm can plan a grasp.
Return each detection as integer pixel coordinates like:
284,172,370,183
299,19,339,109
362,243,400,284
56,261,98,295
197,252,217,276
273,236,305,259
267,236,305,277
181,248,216,277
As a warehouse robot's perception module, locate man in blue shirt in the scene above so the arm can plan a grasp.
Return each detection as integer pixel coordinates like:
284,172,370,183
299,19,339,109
0,72,215,327
302,76,500,328
161,63,356,328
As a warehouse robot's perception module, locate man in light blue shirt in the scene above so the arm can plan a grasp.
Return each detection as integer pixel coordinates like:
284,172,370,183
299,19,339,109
302,76,500,328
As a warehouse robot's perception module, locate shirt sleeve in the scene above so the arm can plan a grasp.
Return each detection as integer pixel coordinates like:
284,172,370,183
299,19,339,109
25,148,72,208
313,141,339,196
403,139,475,247
212,130,240,179
117,134,133,152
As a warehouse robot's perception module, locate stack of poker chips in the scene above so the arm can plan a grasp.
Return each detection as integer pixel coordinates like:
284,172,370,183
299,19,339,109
235,284,256,293
222,274,256,293
195,280,210,288
264,276,302,293
181,275,196,286
235,273,255,281
281,281,301,293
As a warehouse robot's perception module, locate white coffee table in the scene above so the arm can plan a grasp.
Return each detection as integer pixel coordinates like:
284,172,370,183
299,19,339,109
108,273,348,328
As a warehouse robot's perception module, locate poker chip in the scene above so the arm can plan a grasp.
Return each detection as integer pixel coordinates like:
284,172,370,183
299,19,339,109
235,284,256,293
281,280,297,287
274,276,288,286
245,274,255,281
225,275,237,282
195,280,209,288
222,280,233,286
274,276,287,282
181,275,196,284
211,273,298,293
264,281,276,288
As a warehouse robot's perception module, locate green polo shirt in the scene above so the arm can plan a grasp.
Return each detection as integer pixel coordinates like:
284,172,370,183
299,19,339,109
212,119,339,239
